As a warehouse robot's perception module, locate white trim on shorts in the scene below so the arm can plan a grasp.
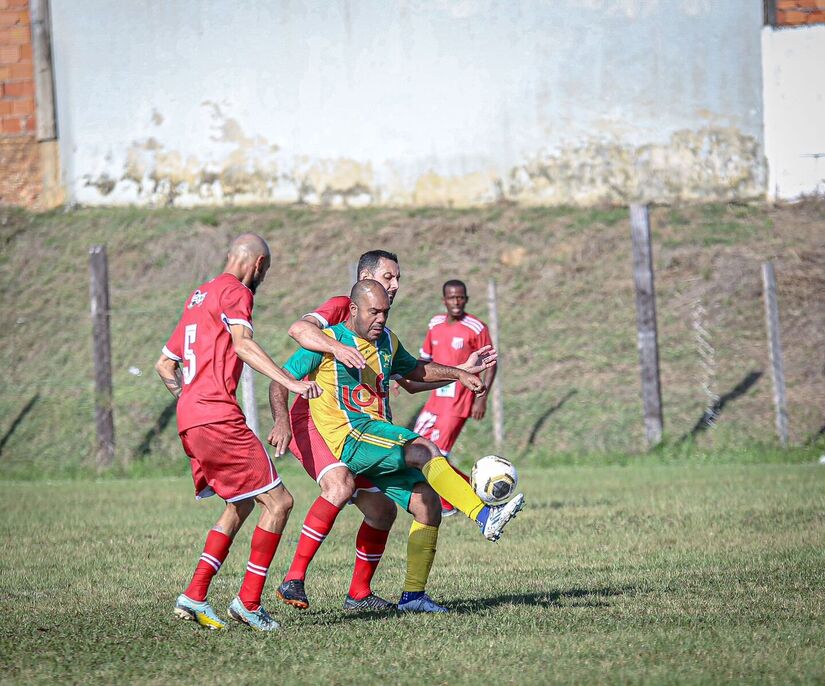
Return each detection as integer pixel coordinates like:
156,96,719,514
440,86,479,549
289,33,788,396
225,476,283,503
316,461,349,483
350,485,382,505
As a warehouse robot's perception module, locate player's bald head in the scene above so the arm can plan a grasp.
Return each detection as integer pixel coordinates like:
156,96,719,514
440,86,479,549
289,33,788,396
225,233,271,294
228,233,270,262
350,279,389,308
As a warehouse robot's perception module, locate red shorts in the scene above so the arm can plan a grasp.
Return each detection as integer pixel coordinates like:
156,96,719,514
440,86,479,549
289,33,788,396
413,408,468,455
289,397,377,495
180,417,281,503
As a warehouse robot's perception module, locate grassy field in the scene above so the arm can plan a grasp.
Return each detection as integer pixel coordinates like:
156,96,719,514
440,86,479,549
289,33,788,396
1,457,824,685
1,202,824,479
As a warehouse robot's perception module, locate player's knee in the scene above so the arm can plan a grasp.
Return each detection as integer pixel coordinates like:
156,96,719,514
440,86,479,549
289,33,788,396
257,484,293,517
369,496,397,528
404,439,440,468
319,467,355,507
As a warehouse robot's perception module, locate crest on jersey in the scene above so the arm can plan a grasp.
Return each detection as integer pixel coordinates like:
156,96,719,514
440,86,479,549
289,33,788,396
381,351,392,365
188,290,207,309
451,337,464,350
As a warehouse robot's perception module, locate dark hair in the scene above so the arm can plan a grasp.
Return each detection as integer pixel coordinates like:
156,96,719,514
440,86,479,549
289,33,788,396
358,250,399,277
442,279,467,296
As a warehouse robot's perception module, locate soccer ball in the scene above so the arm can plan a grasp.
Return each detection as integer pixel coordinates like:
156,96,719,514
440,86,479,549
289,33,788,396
471,455,518,506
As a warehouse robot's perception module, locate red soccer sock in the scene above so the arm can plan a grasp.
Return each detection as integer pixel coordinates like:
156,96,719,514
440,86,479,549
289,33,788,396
284,496,342,582
348,522,390,601
184,529,232,602
238,526,282,611
440,462,471,511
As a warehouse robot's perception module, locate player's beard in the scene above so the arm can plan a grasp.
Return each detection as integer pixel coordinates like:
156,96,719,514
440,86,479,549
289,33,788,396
250,269,264,294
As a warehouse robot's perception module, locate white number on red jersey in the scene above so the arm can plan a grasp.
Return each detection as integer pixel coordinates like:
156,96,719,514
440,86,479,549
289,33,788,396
182,324,197,384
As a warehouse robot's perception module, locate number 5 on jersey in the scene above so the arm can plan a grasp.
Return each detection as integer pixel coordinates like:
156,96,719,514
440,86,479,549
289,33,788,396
183,324,197,384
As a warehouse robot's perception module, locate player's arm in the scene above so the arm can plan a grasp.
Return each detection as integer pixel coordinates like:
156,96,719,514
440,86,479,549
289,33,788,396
395,345,497,394
154,353,183,398
267,371,295,457
403,360,485,396
472,359,497,418
230,324,322,400
288,315,366,370
266,347,323,456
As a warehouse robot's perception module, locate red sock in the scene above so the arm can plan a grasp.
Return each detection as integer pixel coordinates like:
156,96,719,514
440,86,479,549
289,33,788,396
348,522,390,600
440,463,471,511
184,529,232,602
284,497,341,582
238,527,282,611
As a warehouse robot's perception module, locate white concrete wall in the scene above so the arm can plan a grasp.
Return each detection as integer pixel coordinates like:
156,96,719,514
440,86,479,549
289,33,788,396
762,24,825,201
50,0,766,207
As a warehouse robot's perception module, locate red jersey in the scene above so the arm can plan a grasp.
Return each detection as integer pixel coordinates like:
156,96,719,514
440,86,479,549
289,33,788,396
419,312,492,418
303,295,351,328
163,273,254,433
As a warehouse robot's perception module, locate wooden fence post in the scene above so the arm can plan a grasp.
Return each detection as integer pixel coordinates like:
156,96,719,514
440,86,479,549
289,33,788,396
89,245,115,467
629,205,664,448
487,278,504,450
762,262,789,447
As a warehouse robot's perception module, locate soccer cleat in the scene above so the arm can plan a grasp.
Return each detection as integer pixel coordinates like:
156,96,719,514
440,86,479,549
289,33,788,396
227,596,280,632
276,579,309,609
397,592,449,613
173,593,226,630
479,493,525,542
441,502,458,518
343,593,396,611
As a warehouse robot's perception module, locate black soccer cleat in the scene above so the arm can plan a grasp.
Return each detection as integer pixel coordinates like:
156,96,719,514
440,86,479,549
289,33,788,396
276,579,309,610
342,593,396,611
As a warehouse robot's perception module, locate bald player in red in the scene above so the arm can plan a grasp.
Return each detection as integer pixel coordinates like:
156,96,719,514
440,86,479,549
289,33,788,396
155,233,321,632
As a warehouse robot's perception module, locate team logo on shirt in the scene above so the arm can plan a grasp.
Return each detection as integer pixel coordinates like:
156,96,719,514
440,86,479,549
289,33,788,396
188,290,208,309
451,337,465,350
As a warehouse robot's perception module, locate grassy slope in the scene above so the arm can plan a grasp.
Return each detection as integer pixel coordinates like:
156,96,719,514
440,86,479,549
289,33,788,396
0,202,824,478
0,461,823,685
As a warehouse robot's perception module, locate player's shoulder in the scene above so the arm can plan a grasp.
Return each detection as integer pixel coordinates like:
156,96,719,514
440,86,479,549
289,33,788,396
459,312,487,334
316,294,351,311
427,313,448,330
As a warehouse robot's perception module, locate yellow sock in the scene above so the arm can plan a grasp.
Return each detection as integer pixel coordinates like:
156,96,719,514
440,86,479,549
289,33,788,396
403,521,439,592
421,456,486,520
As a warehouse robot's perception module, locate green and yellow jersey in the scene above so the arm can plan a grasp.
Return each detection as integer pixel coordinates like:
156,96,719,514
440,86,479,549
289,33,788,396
283,322,419,459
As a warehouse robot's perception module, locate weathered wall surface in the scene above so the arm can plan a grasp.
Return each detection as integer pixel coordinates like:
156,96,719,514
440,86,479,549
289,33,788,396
51,0,766,207
762,23,825,200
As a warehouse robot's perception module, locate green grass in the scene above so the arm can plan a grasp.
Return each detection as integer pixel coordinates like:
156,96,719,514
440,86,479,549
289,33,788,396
1,459,823,684
1,201,824,479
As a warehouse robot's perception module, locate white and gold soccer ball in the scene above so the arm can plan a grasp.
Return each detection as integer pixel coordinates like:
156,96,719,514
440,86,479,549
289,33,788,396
471,455,518,506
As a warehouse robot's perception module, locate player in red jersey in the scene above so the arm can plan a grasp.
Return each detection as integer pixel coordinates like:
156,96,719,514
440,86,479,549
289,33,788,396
414,279,497,516
155,233,321,632
269,250,496,611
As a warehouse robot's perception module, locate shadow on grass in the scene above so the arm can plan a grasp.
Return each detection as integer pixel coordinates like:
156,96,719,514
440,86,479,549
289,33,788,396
135,398,178,458
309,587,636,625
679,370,762,443
445,586,633,613
0,393,39,457
522,389,577,455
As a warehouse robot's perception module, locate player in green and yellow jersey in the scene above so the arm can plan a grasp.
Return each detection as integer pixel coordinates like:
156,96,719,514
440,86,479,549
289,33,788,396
276,279,525,613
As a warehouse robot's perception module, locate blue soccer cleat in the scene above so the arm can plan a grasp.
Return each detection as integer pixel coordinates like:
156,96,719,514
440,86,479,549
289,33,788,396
227,596,280,632
479,493,525,542
397,592,449,613
173,593,226,630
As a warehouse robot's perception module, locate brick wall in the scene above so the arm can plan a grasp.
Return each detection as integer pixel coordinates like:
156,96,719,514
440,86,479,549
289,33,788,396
0,0,41,207
773,0,825,26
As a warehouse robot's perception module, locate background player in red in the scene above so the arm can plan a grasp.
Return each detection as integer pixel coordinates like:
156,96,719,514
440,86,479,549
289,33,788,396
414,279,497,516
155,233,321,632
269,250,496,611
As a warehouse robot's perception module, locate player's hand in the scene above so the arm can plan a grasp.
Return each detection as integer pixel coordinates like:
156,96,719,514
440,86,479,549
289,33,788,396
333,341,367,369
471,395,488,420
290,379,323,399
267,420,292,457
391,380,402,397
457,370,486,396
459,345,498,375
